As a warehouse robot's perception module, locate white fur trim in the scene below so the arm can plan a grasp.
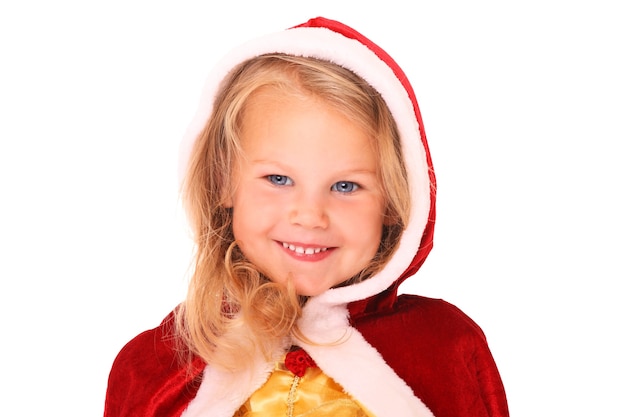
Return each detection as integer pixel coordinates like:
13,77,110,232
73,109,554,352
297,306,434,416
182,317,434,417
181,360,274,417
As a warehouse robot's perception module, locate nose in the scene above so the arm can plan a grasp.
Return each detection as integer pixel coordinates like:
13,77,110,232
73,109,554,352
288,192,329,229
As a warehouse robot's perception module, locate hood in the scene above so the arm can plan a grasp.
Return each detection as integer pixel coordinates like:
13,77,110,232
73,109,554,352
179,17,437,417
179,16,436,314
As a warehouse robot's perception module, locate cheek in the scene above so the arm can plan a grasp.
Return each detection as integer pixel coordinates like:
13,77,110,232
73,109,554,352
231,206,257,244
344,204,385,245
230,193,277,250
230,184,255,240
368,204,386,250
231,212,257,266
230,190,253,242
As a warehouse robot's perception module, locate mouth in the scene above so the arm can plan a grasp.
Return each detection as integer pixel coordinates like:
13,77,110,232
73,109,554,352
281,242,329,255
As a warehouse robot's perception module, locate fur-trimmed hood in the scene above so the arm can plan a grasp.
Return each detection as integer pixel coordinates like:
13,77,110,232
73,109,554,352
179,17,437,417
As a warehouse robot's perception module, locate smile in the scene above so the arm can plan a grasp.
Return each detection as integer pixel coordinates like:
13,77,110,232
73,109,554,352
282,242,329,255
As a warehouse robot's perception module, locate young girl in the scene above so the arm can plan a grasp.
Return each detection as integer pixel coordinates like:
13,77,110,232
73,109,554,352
104,17,509,417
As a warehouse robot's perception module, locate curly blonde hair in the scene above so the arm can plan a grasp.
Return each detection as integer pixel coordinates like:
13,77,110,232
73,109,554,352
175,54,410,371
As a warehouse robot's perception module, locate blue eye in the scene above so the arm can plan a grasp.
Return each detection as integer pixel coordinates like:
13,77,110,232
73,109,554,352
331,181,359,193
267,175,293,186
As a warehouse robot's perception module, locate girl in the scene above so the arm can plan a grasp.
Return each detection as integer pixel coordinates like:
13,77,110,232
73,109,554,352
104,17,509,417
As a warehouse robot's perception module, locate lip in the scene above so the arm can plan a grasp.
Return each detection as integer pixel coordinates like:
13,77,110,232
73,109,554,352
277,241,335,262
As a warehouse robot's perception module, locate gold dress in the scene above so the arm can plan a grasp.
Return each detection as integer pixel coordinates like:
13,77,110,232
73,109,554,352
234,349,374,417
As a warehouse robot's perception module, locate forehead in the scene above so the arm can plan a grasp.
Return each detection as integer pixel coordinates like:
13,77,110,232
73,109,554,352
238,64,377,130
238,88,378,168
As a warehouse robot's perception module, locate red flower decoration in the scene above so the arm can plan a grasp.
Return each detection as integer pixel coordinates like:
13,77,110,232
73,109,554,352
285,348,317,377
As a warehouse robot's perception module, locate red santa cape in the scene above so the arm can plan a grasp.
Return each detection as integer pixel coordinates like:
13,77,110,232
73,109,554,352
104,17,509,417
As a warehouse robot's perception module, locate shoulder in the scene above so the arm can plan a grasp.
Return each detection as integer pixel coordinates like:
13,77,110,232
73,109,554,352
352,295,493,378
352,296,509,417
400,295,487,338
104,311,205,417
353,295,487,344
110,312,179,377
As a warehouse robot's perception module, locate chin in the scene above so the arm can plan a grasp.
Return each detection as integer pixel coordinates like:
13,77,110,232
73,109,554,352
295,280,348,297
293,283,329,297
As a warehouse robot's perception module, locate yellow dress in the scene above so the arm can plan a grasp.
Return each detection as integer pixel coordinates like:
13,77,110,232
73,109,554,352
234,351,374,417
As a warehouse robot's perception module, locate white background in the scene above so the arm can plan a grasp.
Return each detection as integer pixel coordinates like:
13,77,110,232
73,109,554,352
1,1,624,416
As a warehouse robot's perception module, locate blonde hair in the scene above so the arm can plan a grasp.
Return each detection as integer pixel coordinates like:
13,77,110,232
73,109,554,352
175,54,410,371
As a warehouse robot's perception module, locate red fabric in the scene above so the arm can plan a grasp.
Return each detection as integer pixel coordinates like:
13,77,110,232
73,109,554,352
104,297,508,417
351,296,509,417
103,313,205,417
284,348,317,377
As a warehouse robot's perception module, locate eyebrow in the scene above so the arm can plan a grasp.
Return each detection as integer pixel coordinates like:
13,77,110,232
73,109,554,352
251,159,377,175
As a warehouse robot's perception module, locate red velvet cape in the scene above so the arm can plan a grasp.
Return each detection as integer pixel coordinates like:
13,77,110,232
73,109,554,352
105,296,508,417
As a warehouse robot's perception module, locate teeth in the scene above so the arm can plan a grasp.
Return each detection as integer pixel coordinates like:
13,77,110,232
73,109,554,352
282,242,328,254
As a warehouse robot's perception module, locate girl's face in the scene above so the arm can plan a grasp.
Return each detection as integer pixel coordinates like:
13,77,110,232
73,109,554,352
229,88,386,296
